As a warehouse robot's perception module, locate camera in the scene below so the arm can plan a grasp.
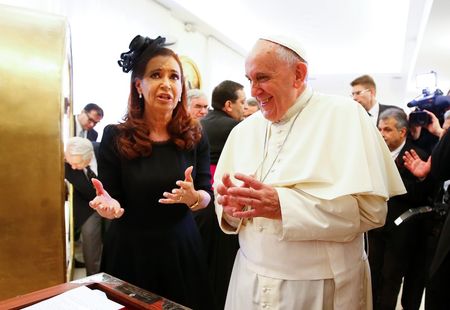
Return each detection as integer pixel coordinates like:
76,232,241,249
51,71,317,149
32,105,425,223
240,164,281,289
407,88,450,126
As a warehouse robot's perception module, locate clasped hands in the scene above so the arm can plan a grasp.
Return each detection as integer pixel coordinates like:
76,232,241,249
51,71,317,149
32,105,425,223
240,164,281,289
216,172,281,220
89,166,199,219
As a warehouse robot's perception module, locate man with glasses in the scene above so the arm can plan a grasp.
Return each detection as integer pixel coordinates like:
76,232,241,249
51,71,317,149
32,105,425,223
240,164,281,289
350,75,399,126
75,103,104,141
187,88,209,120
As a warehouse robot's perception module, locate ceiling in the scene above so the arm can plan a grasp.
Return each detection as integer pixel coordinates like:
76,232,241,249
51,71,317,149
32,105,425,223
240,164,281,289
155,0,449,104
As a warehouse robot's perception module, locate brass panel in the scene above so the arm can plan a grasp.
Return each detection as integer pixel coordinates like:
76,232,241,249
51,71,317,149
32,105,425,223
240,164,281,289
0,4,71,299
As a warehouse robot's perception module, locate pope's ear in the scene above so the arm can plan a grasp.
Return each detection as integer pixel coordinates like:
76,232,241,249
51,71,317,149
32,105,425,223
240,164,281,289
295,61,308,84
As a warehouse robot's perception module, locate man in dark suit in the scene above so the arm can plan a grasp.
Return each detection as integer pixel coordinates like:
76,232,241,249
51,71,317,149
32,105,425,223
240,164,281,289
74,103,104,141
65,137,104,275
201,80,245,166
350,74,400,126
404,129,450,310
199,80,245,310
369,108,429,309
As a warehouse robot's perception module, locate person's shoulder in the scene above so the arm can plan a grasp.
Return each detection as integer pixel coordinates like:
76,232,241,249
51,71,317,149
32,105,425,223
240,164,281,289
231,111,265,133
101,124,119,141
200,110,216,126
203,110,239,126
380,103,401,109
405,138,428,159
312,92,359,112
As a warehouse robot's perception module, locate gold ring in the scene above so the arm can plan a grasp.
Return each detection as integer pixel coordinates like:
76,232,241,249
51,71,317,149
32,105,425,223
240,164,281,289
179,195,183,201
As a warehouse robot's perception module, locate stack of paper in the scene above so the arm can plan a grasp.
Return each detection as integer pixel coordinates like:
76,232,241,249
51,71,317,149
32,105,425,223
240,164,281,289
23,286,124,310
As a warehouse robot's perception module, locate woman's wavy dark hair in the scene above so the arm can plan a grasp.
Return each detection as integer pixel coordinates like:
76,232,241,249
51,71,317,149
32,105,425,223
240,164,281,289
115,35,201,159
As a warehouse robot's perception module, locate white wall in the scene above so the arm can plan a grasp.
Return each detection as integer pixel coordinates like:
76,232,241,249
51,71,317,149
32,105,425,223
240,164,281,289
1,0,417,138
0,0,248,139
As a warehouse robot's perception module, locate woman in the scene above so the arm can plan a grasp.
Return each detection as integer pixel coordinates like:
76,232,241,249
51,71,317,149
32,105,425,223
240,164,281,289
89,35,214,309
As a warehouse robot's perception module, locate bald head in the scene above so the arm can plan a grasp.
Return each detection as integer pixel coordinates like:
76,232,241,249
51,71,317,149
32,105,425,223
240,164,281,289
245,39,307,122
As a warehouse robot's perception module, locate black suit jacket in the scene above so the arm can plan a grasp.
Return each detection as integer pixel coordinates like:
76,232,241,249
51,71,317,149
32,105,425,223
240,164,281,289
73,115,98,142
428,131,450,277
65,142,99,230
200,110,240,164
383,139,429,230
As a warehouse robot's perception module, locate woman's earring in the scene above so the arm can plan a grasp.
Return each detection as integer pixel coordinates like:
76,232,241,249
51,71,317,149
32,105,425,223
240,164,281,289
138,93,144,111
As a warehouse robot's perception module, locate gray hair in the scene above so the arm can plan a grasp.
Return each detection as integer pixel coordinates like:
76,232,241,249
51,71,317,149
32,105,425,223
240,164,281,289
379,108,408,131
66,137,94,160
187,89,207,107
246,97,259,107
272,44,307,67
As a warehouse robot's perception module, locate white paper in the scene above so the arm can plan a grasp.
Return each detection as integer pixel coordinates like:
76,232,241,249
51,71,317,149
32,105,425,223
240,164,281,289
23,285,123,310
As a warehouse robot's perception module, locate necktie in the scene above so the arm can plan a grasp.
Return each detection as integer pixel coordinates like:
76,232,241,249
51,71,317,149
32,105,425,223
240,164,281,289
85,165,97,180
78,129,86,138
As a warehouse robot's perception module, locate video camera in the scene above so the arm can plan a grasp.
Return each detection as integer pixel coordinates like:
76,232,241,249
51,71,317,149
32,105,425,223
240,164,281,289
408,88,450,126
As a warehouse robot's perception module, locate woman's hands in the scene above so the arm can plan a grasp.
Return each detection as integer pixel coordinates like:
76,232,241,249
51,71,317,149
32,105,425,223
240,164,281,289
89,178,125,219
159,166,201,208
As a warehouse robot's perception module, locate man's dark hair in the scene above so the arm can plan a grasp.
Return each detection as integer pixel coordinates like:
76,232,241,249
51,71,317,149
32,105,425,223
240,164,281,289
350,74,376,91
83,103,104,117
211,80,244,110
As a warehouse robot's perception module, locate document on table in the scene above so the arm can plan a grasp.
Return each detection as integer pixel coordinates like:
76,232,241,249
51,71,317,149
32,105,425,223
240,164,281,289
23,285,124,310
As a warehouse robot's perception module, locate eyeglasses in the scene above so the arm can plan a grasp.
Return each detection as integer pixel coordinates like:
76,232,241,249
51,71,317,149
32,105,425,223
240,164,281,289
351,89,370,97
83,111,101,125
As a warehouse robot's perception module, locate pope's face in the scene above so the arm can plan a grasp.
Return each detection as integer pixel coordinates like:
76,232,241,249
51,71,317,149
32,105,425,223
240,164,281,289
245,40,306,122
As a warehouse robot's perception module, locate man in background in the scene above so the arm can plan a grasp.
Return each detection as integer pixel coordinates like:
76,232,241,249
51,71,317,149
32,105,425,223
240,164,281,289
350,74,399,125
74,103,104,141
243,97,260,118
187,89,209,120
199,80,245,310
404,129,450,309
201,80,245,169
371,108,429,309
65,137,104,276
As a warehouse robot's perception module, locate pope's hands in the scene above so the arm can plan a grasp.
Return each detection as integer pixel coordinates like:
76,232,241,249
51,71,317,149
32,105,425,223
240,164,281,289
89,178,124,219
217,173,281,220
159,166,199,207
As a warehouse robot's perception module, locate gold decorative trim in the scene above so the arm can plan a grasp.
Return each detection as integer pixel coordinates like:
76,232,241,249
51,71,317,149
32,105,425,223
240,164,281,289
180,55,202,90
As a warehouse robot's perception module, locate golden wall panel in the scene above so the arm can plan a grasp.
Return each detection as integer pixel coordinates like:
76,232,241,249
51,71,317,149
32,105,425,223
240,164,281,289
0,4,70,299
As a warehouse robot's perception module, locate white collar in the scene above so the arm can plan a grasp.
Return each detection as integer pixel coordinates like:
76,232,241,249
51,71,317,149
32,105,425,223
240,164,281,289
75,114,85,137
368,102,380,124
390,139,406,160
274,86,314,126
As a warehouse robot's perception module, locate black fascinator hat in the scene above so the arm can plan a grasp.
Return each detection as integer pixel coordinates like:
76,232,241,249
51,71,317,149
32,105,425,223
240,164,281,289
118,35,169,73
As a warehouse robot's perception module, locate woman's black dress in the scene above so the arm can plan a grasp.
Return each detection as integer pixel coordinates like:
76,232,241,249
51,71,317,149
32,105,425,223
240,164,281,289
98,125,214,309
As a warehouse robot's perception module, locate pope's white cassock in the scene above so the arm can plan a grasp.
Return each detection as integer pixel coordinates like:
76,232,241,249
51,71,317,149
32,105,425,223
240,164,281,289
214,86,406,310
